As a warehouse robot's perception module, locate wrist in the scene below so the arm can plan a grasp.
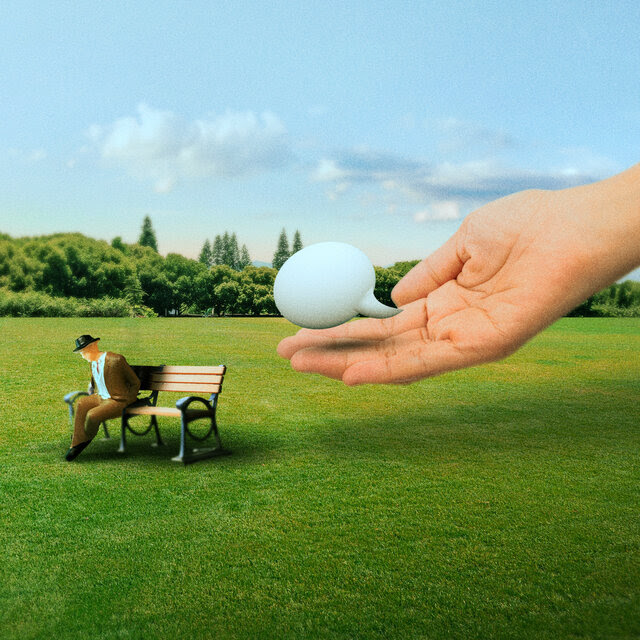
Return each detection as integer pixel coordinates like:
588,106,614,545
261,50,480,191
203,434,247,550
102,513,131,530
589,164,640,279
562,164,640,294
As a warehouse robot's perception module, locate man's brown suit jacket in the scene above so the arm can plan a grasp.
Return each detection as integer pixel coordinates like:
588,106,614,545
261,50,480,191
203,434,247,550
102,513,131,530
90,352,140,404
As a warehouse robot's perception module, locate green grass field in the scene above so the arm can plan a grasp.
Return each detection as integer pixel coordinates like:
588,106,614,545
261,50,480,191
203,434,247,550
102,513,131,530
1,317,638,639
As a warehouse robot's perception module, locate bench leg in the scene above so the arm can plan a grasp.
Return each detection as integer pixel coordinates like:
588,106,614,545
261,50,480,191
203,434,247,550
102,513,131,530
120,414,164,453
172,415,187,462
118,416,127,453
171,414,230,464
151,415,164,448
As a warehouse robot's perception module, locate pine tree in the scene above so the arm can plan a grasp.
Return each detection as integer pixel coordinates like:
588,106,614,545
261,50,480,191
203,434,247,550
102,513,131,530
138,215,158,252
212,235,223,265
198,239,213,267
239,244,251,269
230,233,241,270
292,229,303,254
221,232,233,267
272,228,290,270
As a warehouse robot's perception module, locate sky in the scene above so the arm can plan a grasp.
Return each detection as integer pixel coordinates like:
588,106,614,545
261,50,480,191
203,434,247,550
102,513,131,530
1,0,639,278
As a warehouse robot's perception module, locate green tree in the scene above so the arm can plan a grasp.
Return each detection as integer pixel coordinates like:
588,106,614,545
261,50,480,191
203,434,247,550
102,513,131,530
220,232,230,267
124,274,145,306
230,233,241,270
240,265,276,287
162,253,206,314
39,247,72,296
616,280,633,308
256,291,278,315
292,229,303,254
111,236,127,253
191,270,215,314
235,281,257,315
239,244,251,270
138,215,158,252
214,280,240,316
198,239,213,267
373,266,403,308
212,235,224,266
390,260,420,277
209,264,237,285
207,264,237,315
137,271,172,315
272,228,290,270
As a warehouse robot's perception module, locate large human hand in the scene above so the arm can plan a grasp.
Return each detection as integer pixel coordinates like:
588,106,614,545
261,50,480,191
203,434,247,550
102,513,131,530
278,169,640,385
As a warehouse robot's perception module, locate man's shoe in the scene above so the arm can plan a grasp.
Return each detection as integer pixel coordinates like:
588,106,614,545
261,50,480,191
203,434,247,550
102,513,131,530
65,440,92,462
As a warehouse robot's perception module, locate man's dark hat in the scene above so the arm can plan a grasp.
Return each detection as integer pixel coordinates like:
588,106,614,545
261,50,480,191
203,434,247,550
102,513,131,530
73,334,100,352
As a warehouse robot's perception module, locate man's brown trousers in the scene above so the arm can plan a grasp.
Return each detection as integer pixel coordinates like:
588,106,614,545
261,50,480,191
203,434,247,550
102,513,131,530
72,394,127,446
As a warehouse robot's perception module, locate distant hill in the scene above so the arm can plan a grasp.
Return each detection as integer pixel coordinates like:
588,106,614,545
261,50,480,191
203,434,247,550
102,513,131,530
252,260,273,268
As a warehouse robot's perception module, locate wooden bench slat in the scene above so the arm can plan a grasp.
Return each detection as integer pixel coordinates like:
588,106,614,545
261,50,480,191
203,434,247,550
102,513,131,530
126,406,213,418
150,373,224,384
148,382,222,394
155,365,225,374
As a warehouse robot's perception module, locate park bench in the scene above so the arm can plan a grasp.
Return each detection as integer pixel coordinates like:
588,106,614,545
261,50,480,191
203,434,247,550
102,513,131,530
63,365,229,464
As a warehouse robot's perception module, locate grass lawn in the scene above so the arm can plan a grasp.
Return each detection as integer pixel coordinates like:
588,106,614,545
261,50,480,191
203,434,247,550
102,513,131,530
0,317,638,639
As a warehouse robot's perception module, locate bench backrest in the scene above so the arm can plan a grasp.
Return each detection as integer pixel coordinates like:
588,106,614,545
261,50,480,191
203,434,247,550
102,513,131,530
132,365,226,396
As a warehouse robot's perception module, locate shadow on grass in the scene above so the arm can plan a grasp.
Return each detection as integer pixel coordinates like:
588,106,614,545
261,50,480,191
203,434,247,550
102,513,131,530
298,382,638,463
50,381,638,468
51,424,282,468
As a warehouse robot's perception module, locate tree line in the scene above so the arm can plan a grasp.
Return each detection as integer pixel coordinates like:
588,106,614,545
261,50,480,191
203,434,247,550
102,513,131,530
196,227,303,271
0,231,275,317
0,221,313,317
0,218,638,318
198,232,251,270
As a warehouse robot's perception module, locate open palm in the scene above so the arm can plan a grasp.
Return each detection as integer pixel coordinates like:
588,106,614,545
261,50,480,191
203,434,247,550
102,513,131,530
278,188,601,385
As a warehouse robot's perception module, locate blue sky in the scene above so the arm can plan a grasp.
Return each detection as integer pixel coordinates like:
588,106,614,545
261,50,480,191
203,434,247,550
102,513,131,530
1,1,638,276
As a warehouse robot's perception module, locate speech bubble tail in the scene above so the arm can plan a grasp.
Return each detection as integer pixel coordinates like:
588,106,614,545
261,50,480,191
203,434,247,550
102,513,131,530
356,288,402,319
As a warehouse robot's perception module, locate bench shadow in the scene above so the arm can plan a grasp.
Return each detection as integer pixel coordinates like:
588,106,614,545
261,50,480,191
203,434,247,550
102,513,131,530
53,424,276,467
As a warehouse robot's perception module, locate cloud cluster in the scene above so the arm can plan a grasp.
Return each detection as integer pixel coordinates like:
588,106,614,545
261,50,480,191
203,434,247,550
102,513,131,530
86,106,609,222
313,148,601,221
88,104,291,192
435,117,514,156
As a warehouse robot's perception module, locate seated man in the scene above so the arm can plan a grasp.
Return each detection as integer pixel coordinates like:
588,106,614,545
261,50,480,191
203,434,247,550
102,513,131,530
66,334,140,462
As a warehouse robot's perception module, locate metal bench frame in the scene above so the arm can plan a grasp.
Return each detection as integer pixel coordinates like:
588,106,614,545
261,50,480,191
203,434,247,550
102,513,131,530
63,364,229,464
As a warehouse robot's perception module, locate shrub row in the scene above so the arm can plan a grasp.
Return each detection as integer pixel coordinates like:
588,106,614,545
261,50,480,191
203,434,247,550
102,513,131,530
2,288,639,319
0,289,156,317
590,303,640,318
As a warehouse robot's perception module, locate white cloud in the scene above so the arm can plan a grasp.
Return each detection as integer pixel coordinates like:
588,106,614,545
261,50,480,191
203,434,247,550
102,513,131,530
413,201,460,223
313,148,605,221
88,103,291,192
313,158,348,182
556,146,619,177
435,117,514,155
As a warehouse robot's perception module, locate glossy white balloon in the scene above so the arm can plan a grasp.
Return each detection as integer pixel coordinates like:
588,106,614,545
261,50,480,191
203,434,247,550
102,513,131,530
273,242,401,329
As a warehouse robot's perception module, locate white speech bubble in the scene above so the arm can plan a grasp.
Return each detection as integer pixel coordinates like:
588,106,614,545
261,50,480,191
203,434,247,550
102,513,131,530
273,242,402,329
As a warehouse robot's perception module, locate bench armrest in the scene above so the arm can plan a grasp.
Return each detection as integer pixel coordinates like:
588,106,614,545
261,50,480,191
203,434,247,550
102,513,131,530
63,390,89,406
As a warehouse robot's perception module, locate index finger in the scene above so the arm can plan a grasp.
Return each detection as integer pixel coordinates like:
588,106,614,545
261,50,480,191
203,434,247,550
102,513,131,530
392,230,465,306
